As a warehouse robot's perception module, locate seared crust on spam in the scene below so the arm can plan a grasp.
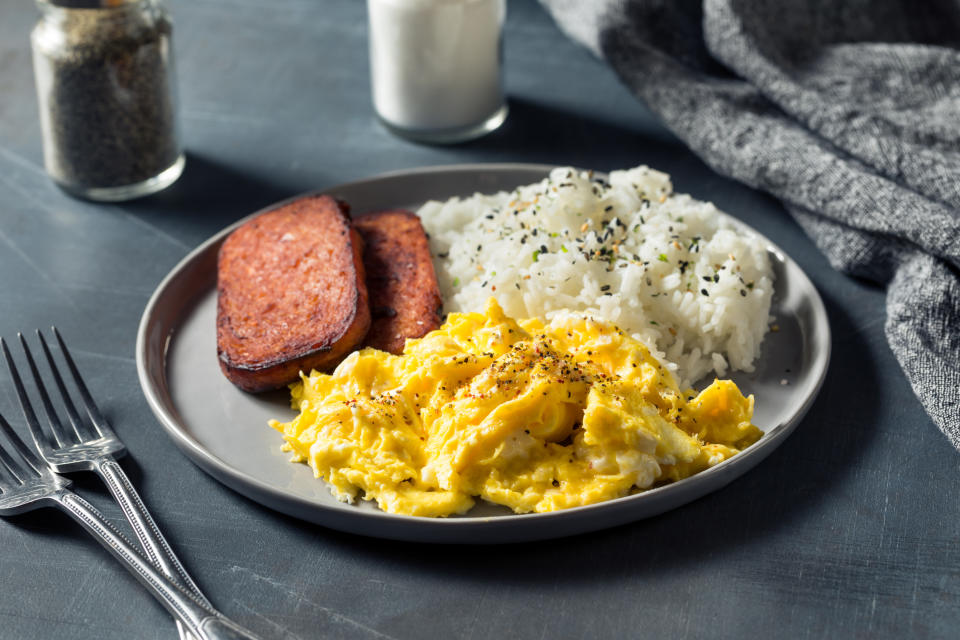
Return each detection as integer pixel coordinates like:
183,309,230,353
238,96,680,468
217,195,371,392
354,209,442,354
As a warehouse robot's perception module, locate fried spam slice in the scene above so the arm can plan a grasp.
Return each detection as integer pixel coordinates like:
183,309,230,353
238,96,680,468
217,195,371,392
353,209,442,354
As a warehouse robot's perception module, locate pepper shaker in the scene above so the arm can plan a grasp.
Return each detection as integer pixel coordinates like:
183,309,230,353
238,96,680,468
367,0,508,144
31,0,183,201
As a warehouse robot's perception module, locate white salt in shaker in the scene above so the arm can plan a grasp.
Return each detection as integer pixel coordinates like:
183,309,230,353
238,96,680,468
367,0,508,143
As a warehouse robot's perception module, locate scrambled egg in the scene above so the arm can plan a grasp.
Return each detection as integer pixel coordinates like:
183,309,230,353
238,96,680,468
270,299,761,517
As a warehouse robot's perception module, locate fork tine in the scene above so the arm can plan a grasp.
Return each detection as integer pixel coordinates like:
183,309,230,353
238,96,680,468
0,418,26,487
0,410,44,484
1,337,61,452
34,330,99,442
0,445,22,489
0,436,28,487
18,332,82,448
50,327,108,432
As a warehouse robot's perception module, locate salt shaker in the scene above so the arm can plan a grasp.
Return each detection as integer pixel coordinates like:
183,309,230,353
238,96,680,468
31,0,183,201
367,0,508,144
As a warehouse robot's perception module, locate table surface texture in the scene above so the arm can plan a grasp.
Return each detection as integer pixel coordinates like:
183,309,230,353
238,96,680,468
0,1,957,639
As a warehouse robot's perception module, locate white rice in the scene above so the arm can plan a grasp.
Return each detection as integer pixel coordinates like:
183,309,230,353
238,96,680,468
418,166,774,388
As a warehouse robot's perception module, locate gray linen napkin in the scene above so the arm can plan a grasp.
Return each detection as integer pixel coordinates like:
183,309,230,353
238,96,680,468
540,0,960,450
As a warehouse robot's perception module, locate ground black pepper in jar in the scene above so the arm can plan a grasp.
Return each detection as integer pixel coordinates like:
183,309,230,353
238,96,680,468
31,0,183,201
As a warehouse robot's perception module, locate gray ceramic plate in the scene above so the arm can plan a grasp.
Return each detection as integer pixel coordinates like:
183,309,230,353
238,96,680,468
136,164,830,544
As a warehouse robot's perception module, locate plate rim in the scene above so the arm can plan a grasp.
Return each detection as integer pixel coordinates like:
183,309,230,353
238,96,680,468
135,162,831,543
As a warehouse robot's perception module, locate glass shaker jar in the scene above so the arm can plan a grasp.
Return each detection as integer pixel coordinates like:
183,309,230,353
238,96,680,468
31,0,183,201
367,0,508,144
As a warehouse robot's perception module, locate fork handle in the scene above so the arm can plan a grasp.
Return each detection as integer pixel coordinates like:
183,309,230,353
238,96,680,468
97,460,208,640
97,459,210,605
51,489,263,640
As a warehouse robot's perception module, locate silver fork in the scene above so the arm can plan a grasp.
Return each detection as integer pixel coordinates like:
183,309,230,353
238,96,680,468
1,330,262,640
0,409,260,639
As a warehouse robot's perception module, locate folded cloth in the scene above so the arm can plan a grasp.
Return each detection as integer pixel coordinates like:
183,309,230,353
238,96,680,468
540,0,960,450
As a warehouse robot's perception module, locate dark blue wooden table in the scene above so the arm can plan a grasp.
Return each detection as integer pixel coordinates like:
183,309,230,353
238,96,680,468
0,1,957,638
